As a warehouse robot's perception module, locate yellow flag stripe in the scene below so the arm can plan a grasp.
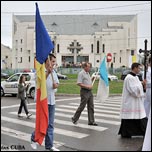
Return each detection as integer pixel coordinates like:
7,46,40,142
36,60,47,101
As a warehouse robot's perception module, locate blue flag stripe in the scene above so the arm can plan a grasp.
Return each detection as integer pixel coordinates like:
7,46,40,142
36,3,54,64
99,57,109,86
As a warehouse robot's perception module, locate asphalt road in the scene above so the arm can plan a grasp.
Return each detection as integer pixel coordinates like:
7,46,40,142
1,95,144,151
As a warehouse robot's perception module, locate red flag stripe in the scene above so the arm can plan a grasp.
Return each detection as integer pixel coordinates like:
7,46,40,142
34,89,48,145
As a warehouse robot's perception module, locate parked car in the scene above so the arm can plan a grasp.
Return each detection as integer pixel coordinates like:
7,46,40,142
57,73,68,80
121,70,143,81
1,72,35,98
91,72,118,81
108,74,119,81
1,72,9,79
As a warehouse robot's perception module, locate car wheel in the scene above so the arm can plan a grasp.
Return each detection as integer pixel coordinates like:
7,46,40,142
12,94,17,97
108,78,111,81
1,88,4,97
30,88,35,99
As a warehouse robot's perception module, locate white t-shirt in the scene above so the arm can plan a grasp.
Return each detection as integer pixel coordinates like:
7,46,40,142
46,70,59,105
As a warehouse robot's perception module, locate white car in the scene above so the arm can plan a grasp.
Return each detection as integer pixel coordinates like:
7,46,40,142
1,72,35,98
108,74,118,81
91,72,118,81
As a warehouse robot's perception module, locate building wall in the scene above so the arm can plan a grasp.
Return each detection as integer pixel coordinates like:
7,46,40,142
12,16,35,69
12,15,137,69
1,44,12,69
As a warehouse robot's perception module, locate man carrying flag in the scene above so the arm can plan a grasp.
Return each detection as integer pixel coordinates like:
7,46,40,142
71,62,98,126
96,56,109,102
30,3,59,151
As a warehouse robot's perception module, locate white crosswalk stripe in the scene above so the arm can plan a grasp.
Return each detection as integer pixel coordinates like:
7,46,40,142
2,96,122,149
55,112,120,125
70,102,120,108
10,112,107,132
1,126,64,148
1,116,89,138
55,107,120,119
27,110,120,125
57,105,120,114
29,107,120,119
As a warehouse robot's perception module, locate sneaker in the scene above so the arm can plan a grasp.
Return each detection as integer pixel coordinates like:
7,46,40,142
18,114,23,117
71,117,77,125
27,113,32,118
30,139,37,149
51,146,60,151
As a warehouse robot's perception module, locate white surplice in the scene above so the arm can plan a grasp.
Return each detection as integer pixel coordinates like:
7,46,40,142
144,66,151,117
142,109,151,151
120,73,146,119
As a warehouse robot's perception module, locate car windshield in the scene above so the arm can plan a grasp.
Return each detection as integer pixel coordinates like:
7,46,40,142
8,74,20,82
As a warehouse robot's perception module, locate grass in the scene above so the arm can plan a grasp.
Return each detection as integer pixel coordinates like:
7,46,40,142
1,73,123,95
57,74,123,95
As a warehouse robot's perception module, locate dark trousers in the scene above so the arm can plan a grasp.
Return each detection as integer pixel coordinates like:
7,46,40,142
73,89,95,124
18,99,29,115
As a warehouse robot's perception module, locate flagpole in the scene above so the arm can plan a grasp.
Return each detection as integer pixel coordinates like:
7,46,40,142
35,2,54,145
47,55,55,83
92,69,99,86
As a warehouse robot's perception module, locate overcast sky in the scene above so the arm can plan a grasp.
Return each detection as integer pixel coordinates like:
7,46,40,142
1,1,151,51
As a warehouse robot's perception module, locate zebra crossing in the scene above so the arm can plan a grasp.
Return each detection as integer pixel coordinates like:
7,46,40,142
1,96,122,150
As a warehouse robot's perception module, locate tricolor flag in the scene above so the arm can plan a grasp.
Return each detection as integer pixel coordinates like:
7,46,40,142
34,3,54,145
96,56,109,102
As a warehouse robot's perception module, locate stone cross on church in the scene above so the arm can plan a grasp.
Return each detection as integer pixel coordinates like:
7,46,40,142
67,40,83,64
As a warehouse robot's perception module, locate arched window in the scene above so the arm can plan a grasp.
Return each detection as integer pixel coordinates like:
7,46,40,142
52,41,55,53
97,41,99,53
57,44,59,53
102,44,105,53
91,44,93,53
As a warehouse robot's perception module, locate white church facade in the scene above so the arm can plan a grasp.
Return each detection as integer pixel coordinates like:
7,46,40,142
12,14,137,69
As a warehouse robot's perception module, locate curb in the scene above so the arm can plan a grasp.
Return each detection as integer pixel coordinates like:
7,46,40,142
56,93,122,97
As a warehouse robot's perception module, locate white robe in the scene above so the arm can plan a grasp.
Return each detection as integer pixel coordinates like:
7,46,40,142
142,109,151,151
120,73,146,119
144,66,151,117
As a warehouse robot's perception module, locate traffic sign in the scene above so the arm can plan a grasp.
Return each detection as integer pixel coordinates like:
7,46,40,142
107,53,112,62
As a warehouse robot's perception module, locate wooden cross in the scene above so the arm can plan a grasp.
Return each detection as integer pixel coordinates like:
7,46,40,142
139,39,151,79
139,39,151,92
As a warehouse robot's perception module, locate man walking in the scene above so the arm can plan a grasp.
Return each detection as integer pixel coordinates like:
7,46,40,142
71,62,98,126
31,54,60,151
